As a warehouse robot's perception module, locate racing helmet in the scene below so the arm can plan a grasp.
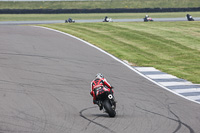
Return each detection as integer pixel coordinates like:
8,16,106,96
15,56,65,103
96,73,104,79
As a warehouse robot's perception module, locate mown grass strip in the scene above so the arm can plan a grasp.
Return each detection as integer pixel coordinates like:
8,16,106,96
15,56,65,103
40,21,200,84
1,0,200,9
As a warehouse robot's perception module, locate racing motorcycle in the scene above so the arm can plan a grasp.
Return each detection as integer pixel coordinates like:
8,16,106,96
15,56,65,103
65,18,75,23
103,17,113,22
186,14,194,21
95,87,116,117
144,17,154,22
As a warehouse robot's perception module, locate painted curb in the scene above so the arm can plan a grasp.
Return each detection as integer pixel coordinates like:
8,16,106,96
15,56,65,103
134,67,200,104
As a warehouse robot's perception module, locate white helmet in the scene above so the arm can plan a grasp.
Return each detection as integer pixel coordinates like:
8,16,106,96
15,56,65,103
96,73,104,79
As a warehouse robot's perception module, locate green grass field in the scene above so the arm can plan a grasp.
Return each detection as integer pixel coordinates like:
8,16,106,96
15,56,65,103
0,0,200,9
40,21,200,84
0,12,199,21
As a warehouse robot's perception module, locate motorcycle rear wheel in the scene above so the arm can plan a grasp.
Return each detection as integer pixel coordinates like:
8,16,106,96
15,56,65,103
103,100,116,117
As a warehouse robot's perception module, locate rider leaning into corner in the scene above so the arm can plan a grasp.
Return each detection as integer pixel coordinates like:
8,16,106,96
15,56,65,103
90,73,114,110
104,16,108,22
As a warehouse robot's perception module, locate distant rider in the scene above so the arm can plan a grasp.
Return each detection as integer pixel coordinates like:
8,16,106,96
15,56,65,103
144,15,149,21
186,14,194,21
104,16,108,22
68,18,72,23
90,73,113,110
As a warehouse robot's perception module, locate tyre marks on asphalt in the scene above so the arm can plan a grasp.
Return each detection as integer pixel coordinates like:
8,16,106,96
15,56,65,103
135,104,195,133
1,25,200,133
134,67,200,104
79,106,115,133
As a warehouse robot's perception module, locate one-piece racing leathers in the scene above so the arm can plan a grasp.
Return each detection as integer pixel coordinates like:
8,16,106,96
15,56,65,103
90,78,113,104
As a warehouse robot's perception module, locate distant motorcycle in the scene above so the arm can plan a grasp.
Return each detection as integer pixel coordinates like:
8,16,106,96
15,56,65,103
144,17,154,22
65,18,75,23
186,14,194,21
103,17,113,22
94,86,116,117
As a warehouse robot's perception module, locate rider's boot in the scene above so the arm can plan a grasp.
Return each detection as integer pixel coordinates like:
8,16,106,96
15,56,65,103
94,100,103,110
97,101,103,110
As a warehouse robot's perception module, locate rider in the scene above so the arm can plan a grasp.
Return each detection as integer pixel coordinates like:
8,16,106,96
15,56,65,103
145,15,149,18
90,73,113,110
68,18,72,22
186,14,194,21
104,16,108,22
144,15,149,21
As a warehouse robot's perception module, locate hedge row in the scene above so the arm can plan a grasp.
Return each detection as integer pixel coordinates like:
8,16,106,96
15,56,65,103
1,7,200,14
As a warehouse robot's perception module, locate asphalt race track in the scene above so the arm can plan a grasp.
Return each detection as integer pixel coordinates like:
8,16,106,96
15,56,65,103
0,17,200,25
0,25,200,133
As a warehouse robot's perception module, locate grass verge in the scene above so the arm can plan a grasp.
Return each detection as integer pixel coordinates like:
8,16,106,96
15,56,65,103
39,21,200,84
0,0,200,9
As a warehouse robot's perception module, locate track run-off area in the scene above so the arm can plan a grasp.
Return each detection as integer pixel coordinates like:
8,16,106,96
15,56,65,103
0,25,200,133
